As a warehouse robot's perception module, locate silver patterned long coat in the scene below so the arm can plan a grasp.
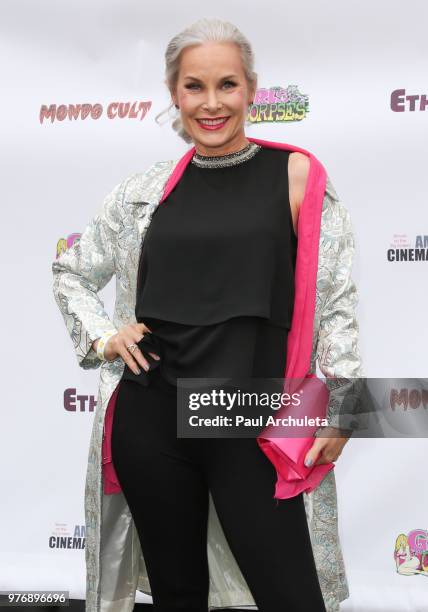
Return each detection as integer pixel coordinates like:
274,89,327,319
52,152,364,612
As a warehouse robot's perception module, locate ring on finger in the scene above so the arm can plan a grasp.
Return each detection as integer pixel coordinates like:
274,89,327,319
126,343,138,354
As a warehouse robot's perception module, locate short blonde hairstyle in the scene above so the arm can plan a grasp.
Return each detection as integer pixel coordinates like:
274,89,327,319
155,17,257,144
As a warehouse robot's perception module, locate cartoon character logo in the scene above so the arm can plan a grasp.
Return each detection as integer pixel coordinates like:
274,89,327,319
394,530,428,576
55,233,81,259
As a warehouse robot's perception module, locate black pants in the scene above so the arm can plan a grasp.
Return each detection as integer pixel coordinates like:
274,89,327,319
111,368,327,612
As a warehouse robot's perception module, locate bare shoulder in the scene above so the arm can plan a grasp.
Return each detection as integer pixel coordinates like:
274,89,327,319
288,152,310,235
288,152,310,200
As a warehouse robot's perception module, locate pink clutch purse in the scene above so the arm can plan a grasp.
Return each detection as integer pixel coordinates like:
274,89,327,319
256,374,334,499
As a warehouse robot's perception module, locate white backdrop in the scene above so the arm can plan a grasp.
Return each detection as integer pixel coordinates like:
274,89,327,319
1,1,427,610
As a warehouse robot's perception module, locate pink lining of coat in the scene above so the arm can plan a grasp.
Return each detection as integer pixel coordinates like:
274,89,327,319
101,137,330,496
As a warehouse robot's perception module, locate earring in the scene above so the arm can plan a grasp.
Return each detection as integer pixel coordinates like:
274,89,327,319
175,104,179,109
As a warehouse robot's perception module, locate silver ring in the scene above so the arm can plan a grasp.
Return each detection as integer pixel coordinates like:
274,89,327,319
126,343,138,354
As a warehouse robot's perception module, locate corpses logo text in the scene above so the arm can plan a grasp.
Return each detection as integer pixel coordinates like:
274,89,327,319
247,85,309,124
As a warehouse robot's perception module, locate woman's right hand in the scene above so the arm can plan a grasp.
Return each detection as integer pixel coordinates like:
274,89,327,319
94,323,160,374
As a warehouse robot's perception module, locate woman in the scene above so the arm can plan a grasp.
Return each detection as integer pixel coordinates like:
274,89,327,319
52,18,363,612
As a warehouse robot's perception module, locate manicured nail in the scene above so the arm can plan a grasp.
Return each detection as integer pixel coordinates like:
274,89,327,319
304,458,313,467
143,363,149,371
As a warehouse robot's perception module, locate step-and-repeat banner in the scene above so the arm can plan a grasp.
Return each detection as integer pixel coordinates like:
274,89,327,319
1,1,427,610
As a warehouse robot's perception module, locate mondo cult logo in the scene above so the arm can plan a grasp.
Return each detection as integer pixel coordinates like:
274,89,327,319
40,100,152,124
248,85,309,124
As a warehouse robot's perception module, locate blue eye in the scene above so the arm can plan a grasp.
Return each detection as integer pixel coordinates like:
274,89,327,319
185,81,236,90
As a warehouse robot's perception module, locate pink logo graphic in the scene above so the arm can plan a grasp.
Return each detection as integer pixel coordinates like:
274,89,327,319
248,85,309,124
55,233,81,259
394,530,428,575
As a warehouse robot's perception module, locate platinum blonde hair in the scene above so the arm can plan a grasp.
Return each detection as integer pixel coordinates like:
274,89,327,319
155,17,257,144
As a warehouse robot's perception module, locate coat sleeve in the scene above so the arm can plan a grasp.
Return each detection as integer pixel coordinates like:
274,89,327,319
52,179,127,370
314,176,366,435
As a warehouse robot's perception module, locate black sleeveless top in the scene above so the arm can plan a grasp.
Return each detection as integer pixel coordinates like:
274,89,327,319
121,144,297,388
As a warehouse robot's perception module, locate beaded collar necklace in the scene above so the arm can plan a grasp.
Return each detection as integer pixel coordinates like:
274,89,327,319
191,141,261,169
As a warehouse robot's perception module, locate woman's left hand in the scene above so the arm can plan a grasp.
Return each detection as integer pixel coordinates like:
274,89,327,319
304,427,351,467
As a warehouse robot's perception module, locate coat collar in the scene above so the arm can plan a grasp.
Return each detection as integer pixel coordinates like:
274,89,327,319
158,137,327,379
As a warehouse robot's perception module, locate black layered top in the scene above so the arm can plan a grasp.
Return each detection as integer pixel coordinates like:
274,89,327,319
121,143,297,388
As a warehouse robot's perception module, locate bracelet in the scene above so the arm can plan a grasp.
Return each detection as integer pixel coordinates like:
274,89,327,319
96,330,117,361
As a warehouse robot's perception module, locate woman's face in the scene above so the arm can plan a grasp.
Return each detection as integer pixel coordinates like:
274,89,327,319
171,42,256,156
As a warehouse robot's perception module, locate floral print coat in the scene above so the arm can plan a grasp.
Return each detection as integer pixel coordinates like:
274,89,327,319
52,137,364,612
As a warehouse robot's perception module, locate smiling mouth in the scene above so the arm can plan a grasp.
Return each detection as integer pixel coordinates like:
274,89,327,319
196,117,230,129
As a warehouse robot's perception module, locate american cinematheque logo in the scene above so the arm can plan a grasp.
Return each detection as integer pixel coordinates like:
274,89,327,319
247,85,309,123
49,523,85,550
387,234,428,262
394,530,428,575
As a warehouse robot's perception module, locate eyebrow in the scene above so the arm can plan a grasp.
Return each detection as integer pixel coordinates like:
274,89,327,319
183,74,239,81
